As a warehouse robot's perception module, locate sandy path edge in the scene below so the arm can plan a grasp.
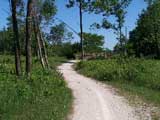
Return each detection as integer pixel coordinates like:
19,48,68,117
58,61,142,120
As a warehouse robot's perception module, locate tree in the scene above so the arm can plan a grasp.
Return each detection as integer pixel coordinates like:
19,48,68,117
114,8,126,54
49,23,66,45
88,0,131,55
144,0,157,6
66,0,89,60
79,0,84,59
114,34,127,54
26,0,34,76
33,17,46,68
48,23,73,45
10,0,22,76
0,28,14,54
32,0,57,69
83,33,104,53
92,0,131,53
47,23,74,58
127,1,160,58
6,1,26,55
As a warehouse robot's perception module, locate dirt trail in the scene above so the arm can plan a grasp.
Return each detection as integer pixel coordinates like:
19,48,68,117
58,61,140,120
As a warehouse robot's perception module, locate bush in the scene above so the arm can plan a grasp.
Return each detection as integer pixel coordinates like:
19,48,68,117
76,58,160,105
76,58,160,91
0,55,72,120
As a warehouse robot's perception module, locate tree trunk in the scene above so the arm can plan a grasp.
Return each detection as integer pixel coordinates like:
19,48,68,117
79,0,84,60
26,0,33,76
1,29,5,54
33,18,45,69
39,28,49,68
32,1,49,69
11,0,21,76
120,27,122,52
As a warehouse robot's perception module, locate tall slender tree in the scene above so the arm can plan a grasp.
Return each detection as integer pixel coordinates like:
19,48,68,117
10,0,21,76
66,0,89,60
32,0,57,69
33,17,46,69
116,0,131,44
87,0,131,55
79,0,84,60
26,0,33,76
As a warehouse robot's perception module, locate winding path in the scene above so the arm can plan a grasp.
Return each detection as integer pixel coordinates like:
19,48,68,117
58,61,139,120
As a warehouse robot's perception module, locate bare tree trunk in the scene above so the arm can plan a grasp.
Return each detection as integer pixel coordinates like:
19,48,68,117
26,0,33,76
32,0,49,69
79,0,84,60
33,18,45,69
120,27,122,52
118,20,123,56
11,0,21,76
1,28,5,54
39,28,49,68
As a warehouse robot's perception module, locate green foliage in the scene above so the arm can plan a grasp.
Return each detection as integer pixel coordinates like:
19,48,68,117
0,28,14,54
48,23,73,45
144,0,157,6
48,42,80,59
114,34,127,54
40,0,57,21
49,23,66,45
58,43,75,59
83,33,104,53
66,0,89,8
0,20,35,55
76,58,160,105
0,55,72,120
87,0,131,29
127,1,160,58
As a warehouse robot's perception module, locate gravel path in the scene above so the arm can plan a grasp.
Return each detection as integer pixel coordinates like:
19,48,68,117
58,61,140,120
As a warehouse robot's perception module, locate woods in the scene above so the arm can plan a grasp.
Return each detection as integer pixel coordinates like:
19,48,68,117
6,0,57,76
126,1,160,58
2,0,160,69
1,0,146,76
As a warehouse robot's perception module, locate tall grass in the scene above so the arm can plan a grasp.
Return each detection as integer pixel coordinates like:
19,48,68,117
0,55,72,120
76,58,160,105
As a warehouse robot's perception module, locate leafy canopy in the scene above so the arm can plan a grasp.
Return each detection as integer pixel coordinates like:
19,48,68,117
83,33,104,53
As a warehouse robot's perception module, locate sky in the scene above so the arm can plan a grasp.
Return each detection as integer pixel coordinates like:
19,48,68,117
0,0,147,50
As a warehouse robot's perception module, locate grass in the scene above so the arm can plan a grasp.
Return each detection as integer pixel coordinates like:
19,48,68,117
75,58,160,106
0,55,72,120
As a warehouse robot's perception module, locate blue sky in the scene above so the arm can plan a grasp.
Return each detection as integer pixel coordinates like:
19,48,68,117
0,0,147,50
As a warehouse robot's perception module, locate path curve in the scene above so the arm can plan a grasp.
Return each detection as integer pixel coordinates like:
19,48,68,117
58,61,139,120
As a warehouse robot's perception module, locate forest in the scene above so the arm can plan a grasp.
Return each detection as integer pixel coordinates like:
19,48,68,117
0,0,160,120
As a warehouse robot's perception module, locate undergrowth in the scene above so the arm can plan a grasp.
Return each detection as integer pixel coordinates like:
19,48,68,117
0,55,72,120
76,58,160,106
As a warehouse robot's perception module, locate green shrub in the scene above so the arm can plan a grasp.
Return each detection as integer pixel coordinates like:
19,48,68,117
76,58,160,90
76,58,160,105
0,56,72,120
